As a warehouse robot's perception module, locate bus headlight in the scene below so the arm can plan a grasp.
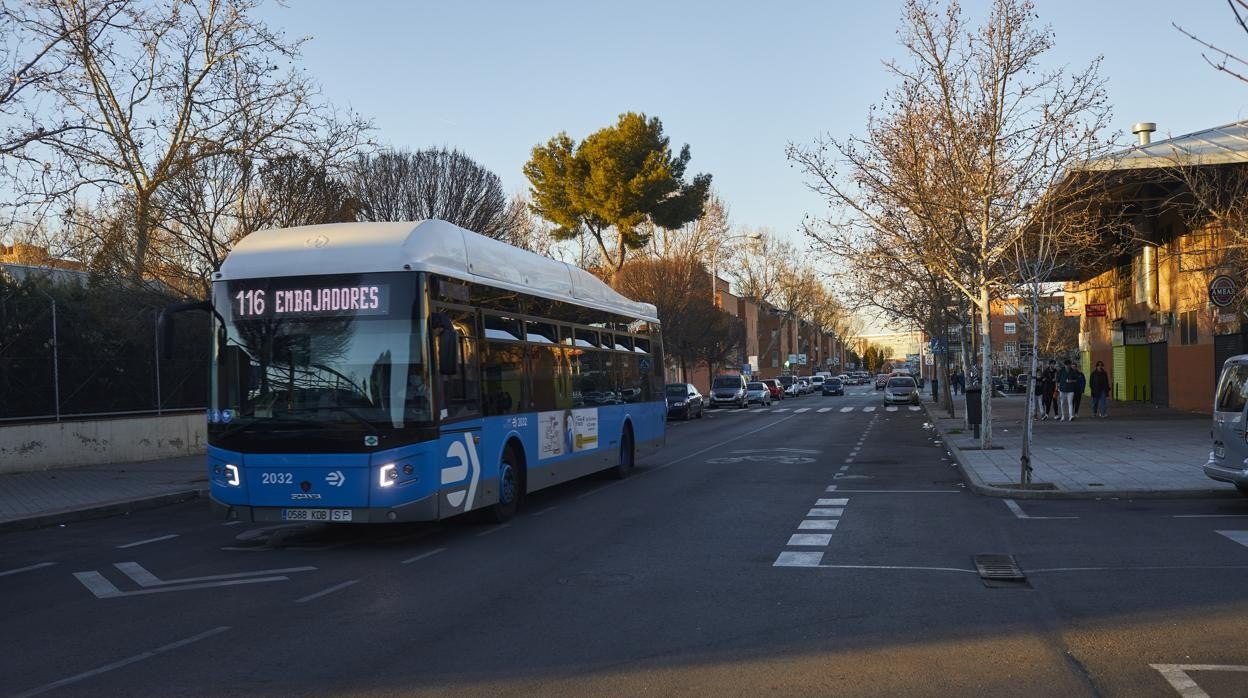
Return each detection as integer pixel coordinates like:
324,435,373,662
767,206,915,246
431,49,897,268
379,463,397,487
224,464,240,486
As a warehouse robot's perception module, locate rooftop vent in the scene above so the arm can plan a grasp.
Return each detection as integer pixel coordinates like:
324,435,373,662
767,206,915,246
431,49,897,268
1132,122,1157,146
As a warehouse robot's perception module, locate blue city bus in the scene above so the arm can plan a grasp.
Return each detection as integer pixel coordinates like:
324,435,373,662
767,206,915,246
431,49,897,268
165,220,665,524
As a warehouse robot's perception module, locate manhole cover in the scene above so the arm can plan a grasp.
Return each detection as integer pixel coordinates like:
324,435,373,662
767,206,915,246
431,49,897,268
974,554,1027,588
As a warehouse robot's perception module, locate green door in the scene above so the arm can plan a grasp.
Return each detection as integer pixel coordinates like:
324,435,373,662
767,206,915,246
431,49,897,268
1123,344,1151,402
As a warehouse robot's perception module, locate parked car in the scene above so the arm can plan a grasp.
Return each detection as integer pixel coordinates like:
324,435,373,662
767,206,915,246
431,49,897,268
709,373,749,409
822,377,845,396
1207,356,1248,496
883,376,920,405
759,378,784,400
665,383,704,420
745,381,773,406
875,374,889,390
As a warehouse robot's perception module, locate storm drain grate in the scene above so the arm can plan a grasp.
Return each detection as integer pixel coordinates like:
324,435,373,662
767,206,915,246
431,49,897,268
974,554,1025,581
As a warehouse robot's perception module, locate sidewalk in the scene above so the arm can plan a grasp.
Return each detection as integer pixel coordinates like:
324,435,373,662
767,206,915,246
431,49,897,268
0,455,207,532
924,392,1240,499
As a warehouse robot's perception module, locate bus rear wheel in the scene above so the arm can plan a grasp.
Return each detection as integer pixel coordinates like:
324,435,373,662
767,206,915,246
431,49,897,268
610,428,635,479
487,447,522,523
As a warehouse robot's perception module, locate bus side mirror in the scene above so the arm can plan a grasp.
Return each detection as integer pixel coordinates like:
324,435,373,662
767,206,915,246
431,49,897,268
159,300,212,361
429,312,459,376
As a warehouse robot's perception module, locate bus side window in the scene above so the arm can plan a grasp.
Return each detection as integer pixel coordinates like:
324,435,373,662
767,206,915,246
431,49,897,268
436,307,481,421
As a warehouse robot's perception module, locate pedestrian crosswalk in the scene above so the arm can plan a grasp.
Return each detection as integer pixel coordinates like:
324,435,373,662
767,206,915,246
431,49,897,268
709,404,923,416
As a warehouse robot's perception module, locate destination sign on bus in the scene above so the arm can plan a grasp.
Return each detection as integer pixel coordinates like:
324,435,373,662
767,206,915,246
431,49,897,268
232,283,391,318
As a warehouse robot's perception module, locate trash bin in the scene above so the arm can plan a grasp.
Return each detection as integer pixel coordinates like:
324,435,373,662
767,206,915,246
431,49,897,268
964,387,982,438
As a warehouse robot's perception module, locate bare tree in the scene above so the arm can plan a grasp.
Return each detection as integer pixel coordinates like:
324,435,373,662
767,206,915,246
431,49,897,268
349,147,523,239
789,0,1113,447
10,0,320,284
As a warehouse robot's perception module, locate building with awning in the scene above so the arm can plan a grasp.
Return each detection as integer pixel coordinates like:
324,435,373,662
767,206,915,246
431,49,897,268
1057,120,1248,412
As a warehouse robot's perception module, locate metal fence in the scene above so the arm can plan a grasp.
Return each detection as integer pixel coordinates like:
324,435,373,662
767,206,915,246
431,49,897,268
0,277,209,422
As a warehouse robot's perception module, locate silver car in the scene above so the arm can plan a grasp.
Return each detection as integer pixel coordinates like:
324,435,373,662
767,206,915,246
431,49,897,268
745,381,773,406
1207,356,1248,496
883,376,920,405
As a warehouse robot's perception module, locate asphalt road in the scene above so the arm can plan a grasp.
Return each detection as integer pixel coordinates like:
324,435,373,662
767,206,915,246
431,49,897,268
3,385,1248,697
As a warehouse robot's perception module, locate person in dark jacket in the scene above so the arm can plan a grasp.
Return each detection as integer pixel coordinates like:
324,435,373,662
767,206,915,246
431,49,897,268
1089,361,1110,417
1039,360,1057,420
1073,365,1086,415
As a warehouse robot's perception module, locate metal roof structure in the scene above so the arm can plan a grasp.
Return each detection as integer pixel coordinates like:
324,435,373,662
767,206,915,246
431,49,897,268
217,220,659,322
1081,120,1248,171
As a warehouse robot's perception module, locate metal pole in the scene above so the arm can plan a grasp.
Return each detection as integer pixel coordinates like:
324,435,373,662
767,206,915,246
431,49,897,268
50,298,60,421
154,309,162,415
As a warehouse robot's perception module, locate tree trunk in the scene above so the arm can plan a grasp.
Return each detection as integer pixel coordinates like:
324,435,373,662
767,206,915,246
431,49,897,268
1020,287,1042,484
132,192,153,285
979,282,993,448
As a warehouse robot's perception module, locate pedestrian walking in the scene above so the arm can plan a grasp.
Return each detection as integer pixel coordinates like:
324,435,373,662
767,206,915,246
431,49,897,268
1073,364,1086,416
1032,370,1045,419
1058,359,1077,421
1040,361,1057,420
1090,361,1110,417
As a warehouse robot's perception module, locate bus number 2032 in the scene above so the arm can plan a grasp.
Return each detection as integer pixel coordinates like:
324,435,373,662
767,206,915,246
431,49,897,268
261,472,293,484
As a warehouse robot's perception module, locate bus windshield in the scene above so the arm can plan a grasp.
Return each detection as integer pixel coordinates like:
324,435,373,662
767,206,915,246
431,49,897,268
210,272,428,452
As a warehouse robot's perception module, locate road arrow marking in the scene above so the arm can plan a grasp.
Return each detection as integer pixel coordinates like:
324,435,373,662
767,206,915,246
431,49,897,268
326,470,345,487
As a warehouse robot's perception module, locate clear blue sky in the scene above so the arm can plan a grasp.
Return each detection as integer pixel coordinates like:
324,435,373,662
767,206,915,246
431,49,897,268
259,0,1248,249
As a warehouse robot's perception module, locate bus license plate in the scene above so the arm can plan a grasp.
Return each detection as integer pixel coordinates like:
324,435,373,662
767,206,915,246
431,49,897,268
282,508,353,522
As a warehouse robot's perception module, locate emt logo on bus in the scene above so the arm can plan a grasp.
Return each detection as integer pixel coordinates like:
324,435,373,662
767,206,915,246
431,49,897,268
442,434,482,511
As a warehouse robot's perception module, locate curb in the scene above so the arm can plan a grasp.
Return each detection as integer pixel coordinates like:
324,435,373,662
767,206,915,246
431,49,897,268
0,488,209,534
919,400,1239,500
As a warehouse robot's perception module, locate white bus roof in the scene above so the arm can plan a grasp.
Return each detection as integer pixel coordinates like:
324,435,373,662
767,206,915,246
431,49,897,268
217,220,659,322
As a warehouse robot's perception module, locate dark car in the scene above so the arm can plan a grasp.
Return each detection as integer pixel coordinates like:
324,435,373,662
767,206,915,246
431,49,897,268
665,383,704,420
822,377,844,396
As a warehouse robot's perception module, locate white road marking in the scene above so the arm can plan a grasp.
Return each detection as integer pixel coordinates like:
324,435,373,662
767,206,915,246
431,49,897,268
0,562,55,578
295,579,359,604
839,465,849,471
840,406,855,413
400,548,447,565
807,508,845,517
844,458,853,463
909,406,922,411
772,408,790,412
794,407,811,413
862,406,876,412
825,485,838,492
834,489,964,493
1150,663,1248,697
774,551,824,567
1005,499,1078,520
813,564,978,573
111,562,318,588
222,520,243,526
787,534,833,546
798,519,840,530
850,448,860,455
816,498,849,506
476,523,512,537
11,626,231,698
1174,514,1248,518
886,406,898,412
818,407,833,413
116,534,179,549
732,448,820,453
1216,530,1248,548
751,408,767,413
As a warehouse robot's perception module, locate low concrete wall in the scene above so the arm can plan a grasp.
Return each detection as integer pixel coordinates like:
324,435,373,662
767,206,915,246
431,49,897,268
0,413,205,474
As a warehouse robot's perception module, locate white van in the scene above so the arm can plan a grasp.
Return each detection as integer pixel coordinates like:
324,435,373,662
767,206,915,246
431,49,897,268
1207,356,1248,496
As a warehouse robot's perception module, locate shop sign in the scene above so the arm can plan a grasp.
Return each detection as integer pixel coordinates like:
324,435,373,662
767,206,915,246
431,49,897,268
1208,275,1239,308
1063,294,1081,317
1084,303,1107,317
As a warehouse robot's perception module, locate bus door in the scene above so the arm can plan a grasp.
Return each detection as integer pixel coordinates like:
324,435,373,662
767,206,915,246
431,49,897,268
431,305,484,517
